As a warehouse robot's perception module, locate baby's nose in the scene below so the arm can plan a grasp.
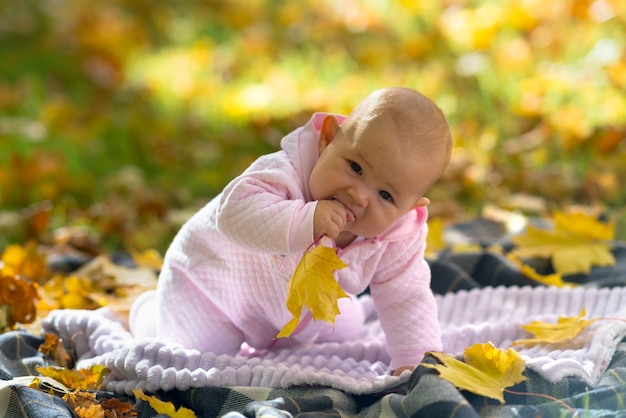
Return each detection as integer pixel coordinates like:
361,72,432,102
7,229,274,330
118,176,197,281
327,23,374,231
349,186,368,207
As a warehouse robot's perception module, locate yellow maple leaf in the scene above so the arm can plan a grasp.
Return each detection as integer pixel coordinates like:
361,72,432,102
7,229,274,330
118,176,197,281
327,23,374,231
36,364,109,391
425,342,527,403
510,210,615,276
506,254,570,288
513,308,598,346
276,240,349,339
133,389,196,418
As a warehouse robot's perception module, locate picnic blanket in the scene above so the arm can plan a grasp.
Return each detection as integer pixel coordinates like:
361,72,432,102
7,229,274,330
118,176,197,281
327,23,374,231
37,285,626,397
3,219,626,417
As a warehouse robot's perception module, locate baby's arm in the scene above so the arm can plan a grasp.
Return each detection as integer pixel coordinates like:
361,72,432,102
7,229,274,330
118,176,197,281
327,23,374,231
216,154,319,254
370,229,442,373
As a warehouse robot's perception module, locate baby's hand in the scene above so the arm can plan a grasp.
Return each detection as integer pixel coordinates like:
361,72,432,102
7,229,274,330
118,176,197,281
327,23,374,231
314,200,351,240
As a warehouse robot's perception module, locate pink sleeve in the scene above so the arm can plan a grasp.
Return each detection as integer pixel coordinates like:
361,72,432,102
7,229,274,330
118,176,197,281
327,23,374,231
369,224,442,371
215,153,316,254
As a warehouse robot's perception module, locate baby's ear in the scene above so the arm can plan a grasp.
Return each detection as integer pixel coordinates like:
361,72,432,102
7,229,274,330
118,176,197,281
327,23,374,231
414,197,430,208
318,115,340,154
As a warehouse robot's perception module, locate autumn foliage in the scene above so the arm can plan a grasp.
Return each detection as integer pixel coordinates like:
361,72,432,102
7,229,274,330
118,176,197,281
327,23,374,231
1,1,625,416
1,0,626,253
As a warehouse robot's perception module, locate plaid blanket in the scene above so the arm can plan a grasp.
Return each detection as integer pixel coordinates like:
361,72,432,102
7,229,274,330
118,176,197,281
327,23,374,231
3,327,626,417
3,218,626,417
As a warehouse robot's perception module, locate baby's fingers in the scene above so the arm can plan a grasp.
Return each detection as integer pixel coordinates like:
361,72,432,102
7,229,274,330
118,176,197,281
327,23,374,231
314,200,347,239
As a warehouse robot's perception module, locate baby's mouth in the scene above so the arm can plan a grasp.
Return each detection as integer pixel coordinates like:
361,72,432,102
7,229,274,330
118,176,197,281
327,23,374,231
341,202,356,223
345,207,356,223
332,198,356,223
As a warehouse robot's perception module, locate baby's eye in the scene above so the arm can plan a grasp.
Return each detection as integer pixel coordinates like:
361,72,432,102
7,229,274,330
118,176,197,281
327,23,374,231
349,161,362,175
379,190,393,202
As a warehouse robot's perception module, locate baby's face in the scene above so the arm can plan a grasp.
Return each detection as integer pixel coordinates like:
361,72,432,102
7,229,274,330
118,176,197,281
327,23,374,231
309,118,436,239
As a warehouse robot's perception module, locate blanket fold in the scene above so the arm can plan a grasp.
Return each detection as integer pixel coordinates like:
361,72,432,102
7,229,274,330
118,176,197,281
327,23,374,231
42,285,626,396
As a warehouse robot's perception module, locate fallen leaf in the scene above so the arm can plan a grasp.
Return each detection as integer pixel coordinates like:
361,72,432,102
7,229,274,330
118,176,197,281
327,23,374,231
34,255,158,326
75,255,158,290
276,239,349,338
64,391,103,418
0,241,49,282
507,254,570,287
36,365,109,391
39,333,71,368
100,397,136,417
513,308,598,346
425,342,527,403
61,276,103,310
26,375,71,393
133,388,195,418
130,248,163,271
74,403,104,418
510,210,615,275
0,274,39,330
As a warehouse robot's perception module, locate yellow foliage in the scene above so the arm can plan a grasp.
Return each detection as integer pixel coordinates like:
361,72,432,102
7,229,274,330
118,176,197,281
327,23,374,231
425,217,445,257
38,274,103,312
425,342,527,403
507,254,569,287
133,389,196,418
64,391,104,418
130,248,164,271
277,240,349,338
39,333,71,369
608,61,626,88
36,365,109,391
1,241,48,282
0,274,39,330
62,276,100,309
513,309,598,346
510,210,615,276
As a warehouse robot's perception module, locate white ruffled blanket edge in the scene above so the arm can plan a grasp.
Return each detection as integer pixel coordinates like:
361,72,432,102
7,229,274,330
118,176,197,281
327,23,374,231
41,285,626,396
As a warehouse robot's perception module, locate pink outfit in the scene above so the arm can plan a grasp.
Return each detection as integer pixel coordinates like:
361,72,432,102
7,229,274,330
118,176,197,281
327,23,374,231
129,113,442,371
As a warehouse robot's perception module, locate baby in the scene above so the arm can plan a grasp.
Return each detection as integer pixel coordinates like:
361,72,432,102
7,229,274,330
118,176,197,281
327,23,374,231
130,87,453,375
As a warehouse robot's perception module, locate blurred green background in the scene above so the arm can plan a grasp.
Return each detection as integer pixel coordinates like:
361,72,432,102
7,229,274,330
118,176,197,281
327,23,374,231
1,0,625,252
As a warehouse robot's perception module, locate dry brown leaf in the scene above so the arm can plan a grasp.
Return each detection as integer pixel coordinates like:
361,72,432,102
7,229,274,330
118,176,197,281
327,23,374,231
0,274,39,330
39,333,71,368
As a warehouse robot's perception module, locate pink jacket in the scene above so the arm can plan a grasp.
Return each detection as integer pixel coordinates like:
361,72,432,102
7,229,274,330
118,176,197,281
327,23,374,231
149,113,442,370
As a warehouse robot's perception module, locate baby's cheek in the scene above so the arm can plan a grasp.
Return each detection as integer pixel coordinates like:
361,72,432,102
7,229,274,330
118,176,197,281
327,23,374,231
362,214,394,237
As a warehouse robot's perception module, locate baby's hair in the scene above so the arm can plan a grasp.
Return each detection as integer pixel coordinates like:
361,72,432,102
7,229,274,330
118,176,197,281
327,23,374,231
344,87,453,188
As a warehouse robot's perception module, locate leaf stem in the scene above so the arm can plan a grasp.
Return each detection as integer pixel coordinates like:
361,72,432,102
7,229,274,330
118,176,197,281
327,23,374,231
596,316,626,323
309,235,326,251
504,388,577,415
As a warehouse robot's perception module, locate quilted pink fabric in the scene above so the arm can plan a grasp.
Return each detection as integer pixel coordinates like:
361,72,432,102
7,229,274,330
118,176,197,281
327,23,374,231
129,112,441,371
